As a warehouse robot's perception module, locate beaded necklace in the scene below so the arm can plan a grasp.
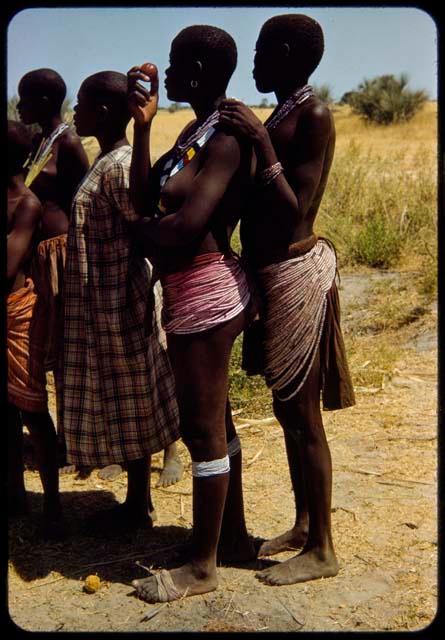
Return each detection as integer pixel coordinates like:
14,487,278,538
159,110,220,188
176,110,220,155
264,84,314,131
156,110,219,215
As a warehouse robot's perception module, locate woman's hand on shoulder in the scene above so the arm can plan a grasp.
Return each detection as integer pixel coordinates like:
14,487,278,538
127,63,159,127
219,99,267,145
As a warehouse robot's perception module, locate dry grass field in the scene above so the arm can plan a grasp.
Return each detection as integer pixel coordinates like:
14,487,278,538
8,102,438,632
80,101,437,167
333,101,437,159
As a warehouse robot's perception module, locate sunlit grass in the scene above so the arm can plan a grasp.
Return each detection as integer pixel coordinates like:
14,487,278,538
79,101,437,280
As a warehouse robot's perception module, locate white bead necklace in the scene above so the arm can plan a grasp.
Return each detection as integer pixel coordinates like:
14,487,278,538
265,84,314,131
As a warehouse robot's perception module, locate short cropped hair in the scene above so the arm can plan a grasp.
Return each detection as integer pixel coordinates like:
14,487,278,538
18,68,67,112
8,120,33,176
260,14,324,78
172,25,237,88
81,71,130,126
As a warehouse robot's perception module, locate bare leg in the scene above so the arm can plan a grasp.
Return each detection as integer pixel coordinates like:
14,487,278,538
53,362,76,474
125,456,156,521
156,441,183,488
88,457,155,530
256,350,339,585
21,409,65,538
258,409,309,557
8,403,28,516
217,399,256,564
132,311,246,602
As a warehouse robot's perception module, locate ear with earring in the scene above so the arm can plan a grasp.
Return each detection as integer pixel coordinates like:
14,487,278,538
190,61,202,89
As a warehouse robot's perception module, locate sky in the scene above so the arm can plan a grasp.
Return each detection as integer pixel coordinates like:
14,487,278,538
6,6,438,107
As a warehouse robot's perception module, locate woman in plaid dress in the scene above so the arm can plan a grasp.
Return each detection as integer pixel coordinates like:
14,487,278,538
61,71,180,529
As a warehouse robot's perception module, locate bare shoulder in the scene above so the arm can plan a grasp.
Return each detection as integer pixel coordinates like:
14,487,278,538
59,127,86,153
300,97,334,131
205,126,241,160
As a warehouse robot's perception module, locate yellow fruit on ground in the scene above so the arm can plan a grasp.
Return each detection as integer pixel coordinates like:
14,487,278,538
84,575,101,593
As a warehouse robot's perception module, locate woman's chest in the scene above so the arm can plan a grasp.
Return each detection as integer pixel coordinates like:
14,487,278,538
158,154,200,213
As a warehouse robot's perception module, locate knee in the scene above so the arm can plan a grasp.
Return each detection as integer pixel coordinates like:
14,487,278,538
273,395,322,440
181,422,226,459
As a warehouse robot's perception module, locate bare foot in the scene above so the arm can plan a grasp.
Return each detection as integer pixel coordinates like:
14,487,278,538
256,547,339,585
257,525,308,558
59,464,77,475
132,563,217,603
156,456,183,488
97,464,123,481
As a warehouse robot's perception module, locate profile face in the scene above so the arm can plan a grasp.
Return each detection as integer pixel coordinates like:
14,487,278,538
17,89,40,125
165,46,193,103
73,86,98,137
253,37,279,94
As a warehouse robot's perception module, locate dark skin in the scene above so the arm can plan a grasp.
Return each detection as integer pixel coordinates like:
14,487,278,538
17,86,89,239
218,28,339,584
17,81,90,477
127,44,254,602
7,161,65,539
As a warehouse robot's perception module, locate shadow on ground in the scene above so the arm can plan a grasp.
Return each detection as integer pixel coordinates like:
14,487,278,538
8,489,193,586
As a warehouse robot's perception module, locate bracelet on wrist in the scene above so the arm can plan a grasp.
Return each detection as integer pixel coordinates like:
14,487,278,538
258,161,283,186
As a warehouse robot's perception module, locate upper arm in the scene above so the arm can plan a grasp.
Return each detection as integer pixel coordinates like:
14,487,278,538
57,134,90,197
174,132,241,238
7,197,42,279
286,104,334,212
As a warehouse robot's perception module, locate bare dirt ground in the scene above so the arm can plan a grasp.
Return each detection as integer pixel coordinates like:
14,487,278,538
7,270,438,633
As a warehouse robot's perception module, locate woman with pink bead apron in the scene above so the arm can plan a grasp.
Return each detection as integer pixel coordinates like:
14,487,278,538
126,25,257,604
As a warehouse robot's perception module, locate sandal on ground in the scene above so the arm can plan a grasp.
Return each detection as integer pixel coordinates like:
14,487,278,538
133,569,183,603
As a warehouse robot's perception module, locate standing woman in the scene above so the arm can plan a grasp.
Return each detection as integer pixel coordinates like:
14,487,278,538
17,68,89,465
127,25,255,603
219,14,356,586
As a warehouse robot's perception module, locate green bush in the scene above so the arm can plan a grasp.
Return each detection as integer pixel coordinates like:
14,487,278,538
253,98,276,109
348,74,428,125
349,213,402,268
228,334,272,417
339,91,357,106
317,141,436,269
168,102,183,113
417,246,438,301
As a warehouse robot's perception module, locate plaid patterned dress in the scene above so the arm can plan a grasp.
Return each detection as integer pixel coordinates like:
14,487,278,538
61,146,179,466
